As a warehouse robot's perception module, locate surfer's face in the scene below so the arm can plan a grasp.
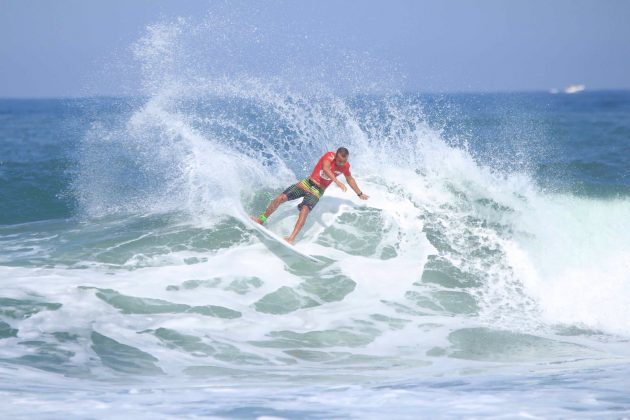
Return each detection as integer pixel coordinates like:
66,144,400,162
334,154,348,167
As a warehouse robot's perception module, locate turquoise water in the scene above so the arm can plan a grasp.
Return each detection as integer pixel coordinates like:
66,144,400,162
1,18,630,420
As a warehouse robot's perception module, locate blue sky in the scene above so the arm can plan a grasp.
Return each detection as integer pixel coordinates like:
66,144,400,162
1,0,629,97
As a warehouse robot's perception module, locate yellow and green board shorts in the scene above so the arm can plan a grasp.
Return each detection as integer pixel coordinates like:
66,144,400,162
282,178,324,211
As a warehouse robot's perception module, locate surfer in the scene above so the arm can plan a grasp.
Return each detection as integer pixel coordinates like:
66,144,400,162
252,147,369,244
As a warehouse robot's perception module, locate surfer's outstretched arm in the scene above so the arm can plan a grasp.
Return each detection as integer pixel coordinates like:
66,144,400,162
346,175,369,200
323,159,347,192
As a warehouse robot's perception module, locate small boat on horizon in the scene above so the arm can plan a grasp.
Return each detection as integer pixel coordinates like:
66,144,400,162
563,84,586,94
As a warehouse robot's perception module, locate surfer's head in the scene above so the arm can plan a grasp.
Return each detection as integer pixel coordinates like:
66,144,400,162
335,147,349,166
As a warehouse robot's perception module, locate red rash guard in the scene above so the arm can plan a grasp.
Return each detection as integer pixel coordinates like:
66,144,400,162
309,151,351,189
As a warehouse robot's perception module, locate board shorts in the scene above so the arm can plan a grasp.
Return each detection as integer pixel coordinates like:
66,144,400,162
282,178,324,211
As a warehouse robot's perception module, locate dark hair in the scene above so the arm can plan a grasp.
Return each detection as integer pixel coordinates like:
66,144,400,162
336,147,349,157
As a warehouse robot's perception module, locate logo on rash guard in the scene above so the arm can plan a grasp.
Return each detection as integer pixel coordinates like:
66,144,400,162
320,170,341,180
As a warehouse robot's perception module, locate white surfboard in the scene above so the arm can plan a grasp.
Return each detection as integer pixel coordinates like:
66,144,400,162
243,214,323,264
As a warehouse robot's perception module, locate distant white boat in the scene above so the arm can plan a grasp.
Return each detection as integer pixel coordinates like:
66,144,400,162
564,84,585,94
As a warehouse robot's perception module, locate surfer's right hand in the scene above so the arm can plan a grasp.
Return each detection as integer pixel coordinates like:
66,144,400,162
336,180,347,192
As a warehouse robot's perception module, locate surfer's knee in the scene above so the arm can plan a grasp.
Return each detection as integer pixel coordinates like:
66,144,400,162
277,194,288,203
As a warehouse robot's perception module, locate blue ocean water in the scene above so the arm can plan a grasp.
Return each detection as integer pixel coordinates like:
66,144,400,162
2,91,628,226
2,16,630,419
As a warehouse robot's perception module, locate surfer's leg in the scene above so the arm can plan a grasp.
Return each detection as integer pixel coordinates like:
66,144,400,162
255,193,288,224
285,205,310,244
256,180,312,224
265,193,289,215
284,188,320,242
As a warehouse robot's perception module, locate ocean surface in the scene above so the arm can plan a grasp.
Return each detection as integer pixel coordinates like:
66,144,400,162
2,89,629,418
2,22,630,419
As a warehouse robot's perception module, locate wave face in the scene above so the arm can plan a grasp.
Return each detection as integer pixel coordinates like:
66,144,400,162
1,14,630,418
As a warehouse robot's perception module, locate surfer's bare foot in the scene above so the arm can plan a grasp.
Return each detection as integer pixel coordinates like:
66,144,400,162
250,215,263,225
284,236,294,245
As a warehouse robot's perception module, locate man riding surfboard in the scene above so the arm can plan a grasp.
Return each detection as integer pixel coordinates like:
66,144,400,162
252,147,369,244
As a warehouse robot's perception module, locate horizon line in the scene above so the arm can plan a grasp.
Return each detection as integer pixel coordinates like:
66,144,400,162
2,88,630,101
